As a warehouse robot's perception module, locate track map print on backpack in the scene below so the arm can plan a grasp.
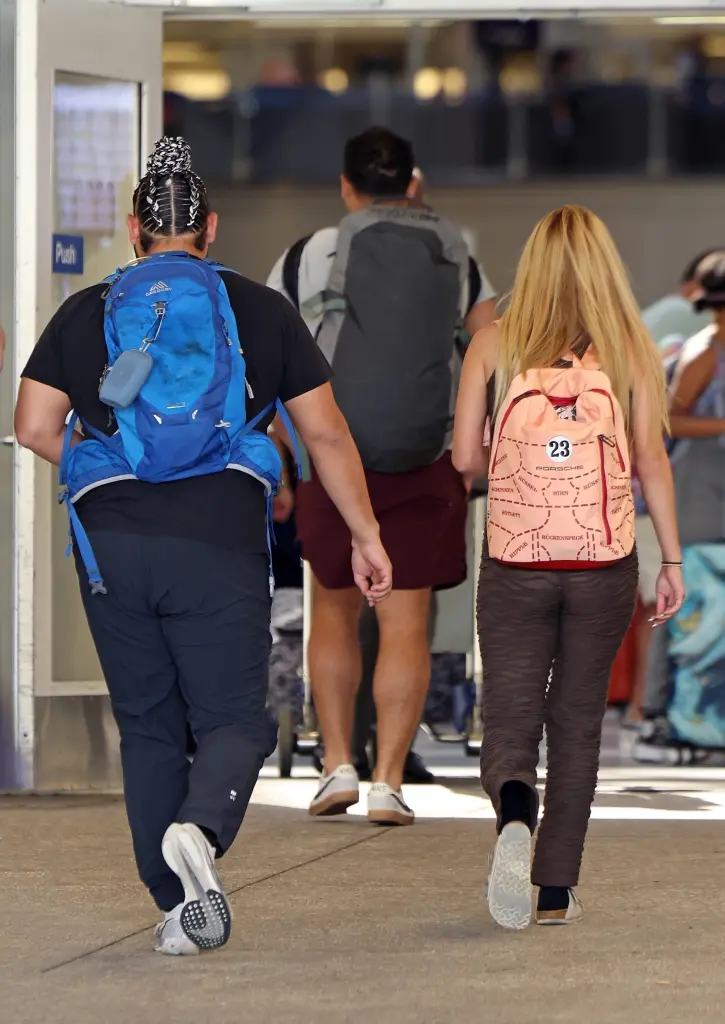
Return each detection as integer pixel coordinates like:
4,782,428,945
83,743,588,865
487,349,635,569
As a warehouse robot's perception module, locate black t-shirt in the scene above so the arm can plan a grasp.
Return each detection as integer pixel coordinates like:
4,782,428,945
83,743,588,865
22,264,331,553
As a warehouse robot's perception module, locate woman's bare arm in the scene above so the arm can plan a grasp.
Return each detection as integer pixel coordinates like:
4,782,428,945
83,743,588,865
452,324,496,484
669,346,725,438
283,383,392,602
633,379,681,566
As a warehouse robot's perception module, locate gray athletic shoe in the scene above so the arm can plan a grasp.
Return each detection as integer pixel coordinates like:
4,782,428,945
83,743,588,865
161,822,232,951
487,821,533,931
153,905,200,956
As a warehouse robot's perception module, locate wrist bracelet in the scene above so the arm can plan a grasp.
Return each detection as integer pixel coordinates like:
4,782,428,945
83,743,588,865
662,561,683,567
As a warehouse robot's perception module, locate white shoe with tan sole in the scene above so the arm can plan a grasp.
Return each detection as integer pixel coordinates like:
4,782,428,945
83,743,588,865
308,764,360,817
536,889,583,926
367,783,414,826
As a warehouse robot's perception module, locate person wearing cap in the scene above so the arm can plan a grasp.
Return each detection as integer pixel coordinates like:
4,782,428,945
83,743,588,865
633,251,725,755
628,252,718,724
668,251,725,523
641,251,715,351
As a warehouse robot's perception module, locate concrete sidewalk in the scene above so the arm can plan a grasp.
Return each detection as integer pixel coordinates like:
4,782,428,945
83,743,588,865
1,795,723,1023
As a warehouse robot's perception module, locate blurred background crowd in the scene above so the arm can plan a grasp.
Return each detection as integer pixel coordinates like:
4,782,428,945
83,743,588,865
161,15,725,184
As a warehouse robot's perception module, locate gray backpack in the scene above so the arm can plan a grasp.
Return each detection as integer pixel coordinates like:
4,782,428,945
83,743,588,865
286,205,470,473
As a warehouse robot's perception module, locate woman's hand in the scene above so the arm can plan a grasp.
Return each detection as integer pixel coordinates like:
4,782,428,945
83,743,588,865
651,565,685,627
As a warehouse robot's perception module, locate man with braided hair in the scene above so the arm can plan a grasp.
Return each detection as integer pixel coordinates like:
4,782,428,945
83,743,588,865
15,137,391,956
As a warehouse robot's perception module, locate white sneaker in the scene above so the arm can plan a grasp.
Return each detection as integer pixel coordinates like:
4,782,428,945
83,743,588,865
536,889,583,926
153,904,200,956
487,821,533,931
367,782,414,826
308,764,360,817
161,822,232,951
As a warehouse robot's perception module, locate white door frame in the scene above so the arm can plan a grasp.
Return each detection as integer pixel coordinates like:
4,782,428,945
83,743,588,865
11,0,162,789
103,0,725,17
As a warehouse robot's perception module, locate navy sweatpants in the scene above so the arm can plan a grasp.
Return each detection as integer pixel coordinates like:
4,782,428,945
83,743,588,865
76,532,276,912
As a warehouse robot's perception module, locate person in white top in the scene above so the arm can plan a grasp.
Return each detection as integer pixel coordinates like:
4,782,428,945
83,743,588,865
266,214,497,342
267,127,495,825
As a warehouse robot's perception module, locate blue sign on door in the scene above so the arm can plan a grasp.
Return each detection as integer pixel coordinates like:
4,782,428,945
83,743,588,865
52,234,84,275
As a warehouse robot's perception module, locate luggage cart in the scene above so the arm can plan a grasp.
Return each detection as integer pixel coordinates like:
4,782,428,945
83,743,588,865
420,494,485,757
276,560,320,777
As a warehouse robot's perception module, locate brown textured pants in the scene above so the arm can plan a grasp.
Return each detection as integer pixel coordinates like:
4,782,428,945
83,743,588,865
477,551,638,888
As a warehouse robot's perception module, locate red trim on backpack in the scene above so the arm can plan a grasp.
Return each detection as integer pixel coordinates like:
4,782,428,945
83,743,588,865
598,436,612,546
591,388,626,470
491,390,540,472
492,558,624,571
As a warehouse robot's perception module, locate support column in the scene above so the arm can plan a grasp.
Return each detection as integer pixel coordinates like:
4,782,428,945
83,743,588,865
13,0,39,790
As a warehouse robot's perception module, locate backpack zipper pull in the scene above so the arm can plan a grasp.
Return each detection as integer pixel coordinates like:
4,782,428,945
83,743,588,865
599,434,616,447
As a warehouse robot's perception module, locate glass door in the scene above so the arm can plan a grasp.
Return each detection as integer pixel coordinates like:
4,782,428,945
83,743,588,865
50,73,141,698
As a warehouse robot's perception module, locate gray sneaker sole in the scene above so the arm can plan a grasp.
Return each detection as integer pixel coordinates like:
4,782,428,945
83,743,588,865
162,824,232,951
487,822,533,931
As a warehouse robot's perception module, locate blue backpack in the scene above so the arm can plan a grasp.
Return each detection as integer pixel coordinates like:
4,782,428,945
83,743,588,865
59,251,298,595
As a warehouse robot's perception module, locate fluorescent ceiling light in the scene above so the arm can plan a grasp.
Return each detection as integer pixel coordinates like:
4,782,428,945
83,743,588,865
655,16,725,25
164,68,231,99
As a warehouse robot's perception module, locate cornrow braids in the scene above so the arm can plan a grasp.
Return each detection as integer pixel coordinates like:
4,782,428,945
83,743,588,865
132,136,210,252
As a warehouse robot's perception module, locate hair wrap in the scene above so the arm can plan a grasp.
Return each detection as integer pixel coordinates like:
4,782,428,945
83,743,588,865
133,136,209,241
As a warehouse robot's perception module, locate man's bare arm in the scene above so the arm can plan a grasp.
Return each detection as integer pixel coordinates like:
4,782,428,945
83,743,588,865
464,298,497,337
283,383,391,602
15,378,75,465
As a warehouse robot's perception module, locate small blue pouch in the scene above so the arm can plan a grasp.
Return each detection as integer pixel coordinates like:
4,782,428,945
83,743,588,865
99,349,154,409
99,297,166,410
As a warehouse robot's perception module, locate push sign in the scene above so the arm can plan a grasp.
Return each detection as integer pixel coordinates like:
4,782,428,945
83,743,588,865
52,234,84,275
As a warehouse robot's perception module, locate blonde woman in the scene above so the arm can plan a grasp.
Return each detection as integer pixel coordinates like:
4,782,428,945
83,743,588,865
452,206,684,930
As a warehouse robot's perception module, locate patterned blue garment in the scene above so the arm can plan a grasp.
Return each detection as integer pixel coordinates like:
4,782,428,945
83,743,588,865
633,335,693,516
668,543,725,748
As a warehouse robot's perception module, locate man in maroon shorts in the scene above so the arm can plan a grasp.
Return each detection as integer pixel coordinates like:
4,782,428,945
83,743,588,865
268,127,494,825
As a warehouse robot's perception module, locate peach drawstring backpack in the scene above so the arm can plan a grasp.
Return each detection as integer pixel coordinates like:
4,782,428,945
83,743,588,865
487,347,634,569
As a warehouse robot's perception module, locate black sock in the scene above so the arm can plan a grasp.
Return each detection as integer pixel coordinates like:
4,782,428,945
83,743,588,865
537,886,570,912
499,780,534,833
198,825,221,857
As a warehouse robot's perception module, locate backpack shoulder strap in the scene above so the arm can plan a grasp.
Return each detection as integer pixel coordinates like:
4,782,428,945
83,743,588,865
466,256,482,316
281,235,312,311
453,257,484,358
554,335,594,369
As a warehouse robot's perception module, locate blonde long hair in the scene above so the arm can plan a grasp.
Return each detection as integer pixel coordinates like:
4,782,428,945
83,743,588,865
494,205,668,441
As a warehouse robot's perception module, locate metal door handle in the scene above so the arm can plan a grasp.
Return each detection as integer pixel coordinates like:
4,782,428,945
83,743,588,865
1,436,14,446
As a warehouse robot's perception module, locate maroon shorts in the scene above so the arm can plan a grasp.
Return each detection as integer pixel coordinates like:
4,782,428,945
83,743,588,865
295,452,468,591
